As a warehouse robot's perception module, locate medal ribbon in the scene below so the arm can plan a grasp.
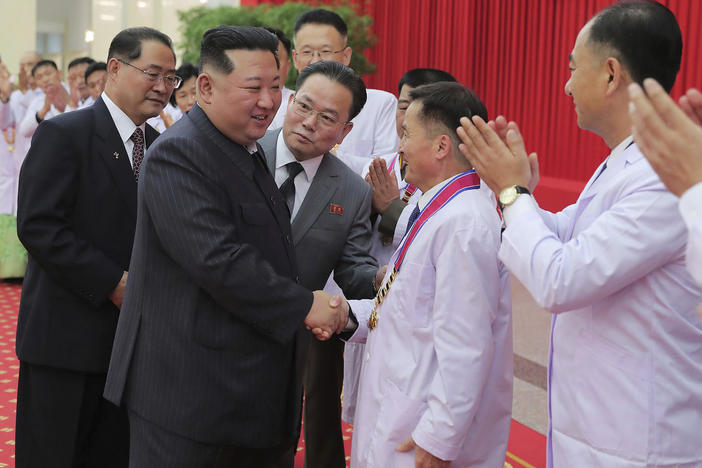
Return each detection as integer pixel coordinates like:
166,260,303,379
2,126,15,152
368,170,481,330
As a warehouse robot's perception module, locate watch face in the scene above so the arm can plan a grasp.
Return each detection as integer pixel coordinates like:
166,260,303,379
499,186,518,206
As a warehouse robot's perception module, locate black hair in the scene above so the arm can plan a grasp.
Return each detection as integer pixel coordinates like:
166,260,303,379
263,26,292,57
397,68,456,95
587,0,682,92
68,56,95,70
200,26,279,75
169,63,199,106
409,82,487,155
31,59,57,77
294,9,347,37
295,61,366,121
84,61,107,81
107,27,175,63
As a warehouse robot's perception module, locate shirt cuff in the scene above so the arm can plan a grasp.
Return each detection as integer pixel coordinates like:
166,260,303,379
502,193,537,226
679,182,702,230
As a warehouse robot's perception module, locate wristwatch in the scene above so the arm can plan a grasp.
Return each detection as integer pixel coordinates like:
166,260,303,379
498,185,530,211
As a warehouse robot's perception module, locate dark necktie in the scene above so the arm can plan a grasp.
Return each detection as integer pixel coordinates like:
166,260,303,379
406,204,421,234
131,127,145,181
279,161,304,214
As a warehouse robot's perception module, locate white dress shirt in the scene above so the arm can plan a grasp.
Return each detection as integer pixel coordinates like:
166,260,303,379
102,91,145,166
268,86,294,131
501,138,702,467
679,181,702,286
345,176,512,467
273,131,323,221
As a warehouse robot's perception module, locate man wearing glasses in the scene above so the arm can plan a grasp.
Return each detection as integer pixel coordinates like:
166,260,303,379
291,9,399,174
14,27,176,467
258,61,380,466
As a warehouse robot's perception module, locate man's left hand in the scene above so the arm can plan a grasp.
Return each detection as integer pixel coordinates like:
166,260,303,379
457,115,536,195
397,437,450,468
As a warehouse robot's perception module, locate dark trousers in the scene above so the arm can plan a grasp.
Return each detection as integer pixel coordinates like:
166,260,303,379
15,361,129,468
302,337,346,468
128,410,294,468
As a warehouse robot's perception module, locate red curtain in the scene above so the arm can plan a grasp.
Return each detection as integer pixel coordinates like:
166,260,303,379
242,0,702,182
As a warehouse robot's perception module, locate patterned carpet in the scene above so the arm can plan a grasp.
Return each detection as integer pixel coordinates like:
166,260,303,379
0,281,545,467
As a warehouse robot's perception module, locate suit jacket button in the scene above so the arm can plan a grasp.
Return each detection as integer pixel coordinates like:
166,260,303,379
296,275,300,283
270,195,276,205
286,234,292,244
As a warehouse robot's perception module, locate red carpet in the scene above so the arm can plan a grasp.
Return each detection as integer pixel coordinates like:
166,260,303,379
0,281,545,467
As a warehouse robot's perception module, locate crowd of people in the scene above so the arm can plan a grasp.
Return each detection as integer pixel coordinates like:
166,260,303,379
1,1,701,467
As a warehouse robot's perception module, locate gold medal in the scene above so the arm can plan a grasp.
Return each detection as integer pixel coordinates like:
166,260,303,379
7,145,13,152
2,127,15,153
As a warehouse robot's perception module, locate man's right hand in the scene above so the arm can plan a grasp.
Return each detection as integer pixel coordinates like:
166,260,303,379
109,271,128,308
305,291,349,340
367,157,400,214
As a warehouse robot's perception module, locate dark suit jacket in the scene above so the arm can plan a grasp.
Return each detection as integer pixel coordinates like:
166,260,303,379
16,96,158,373
104,104,313,448
259,129,377,298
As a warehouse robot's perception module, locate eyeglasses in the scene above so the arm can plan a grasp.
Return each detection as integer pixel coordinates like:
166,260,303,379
292,97,347,129
117,59,182,88
295,48,345,61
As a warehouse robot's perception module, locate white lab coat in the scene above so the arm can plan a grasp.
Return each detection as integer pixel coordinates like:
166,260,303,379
347,179,512,467
501,139,702,467
679,182,702,287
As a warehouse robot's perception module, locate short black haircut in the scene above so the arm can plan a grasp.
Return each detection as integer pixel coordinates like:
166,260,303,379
200,26,279,75
294,9,347,38
68,56,95,70
295,61,366,121
398,68,457,95
409,82,487,156
587,0,682,92
107,27,175,63
169,63,199,106
85,61,107,81
31,59,57,77
263,26,292,57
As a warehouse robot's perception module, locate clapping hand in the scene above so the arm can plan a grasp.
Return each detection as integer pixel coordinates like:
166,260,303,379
366,157,400,214
305,291,349,340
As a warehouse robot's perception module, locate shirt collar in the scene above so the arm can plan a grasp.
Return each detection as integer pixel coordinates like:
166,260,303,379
418,176,454,210
275,131,324,182
101,91,145,144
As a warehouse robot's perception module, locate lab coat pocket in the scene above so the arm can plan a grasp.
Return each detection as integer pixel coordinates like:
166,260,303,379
572,328,650,461
371,380,428,467
393,261,433,328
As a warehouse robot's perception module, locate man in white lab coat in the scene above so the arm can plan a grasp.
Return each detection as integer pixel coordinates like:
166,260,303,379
342,81,512,468
459,2,702,467
629,79,702,288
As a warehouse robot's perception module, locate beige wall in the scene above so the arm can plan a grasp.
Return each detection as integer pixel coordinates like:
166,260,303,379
0,0,38,76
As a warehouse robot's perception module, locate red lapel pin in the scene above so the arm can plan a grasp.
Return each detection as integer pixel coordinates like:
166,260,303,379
329,203,343,216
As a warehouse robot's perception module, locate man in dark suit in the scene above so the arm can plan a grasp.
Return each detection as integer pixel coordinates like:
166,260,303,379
104,26,346,467
258,61,379,467
15,27,176,467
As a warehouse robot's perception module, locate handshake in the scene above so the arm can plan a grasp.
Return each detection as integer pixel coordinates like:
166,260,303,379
304,291,350,341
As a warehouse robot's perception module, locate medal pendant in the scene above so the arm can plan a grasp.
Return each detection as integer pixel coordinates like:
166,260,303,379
7,145,13,152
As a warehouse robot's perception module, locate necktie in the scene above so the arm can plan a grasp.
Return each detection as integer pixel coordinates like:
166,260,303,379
279,161,304,214
406,204,421,234
131,127,145,181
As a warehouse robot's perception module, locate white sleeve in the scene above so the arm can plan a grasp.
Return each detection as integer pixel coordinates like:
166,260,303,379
18,97,41,137
0,100,12,130
500,172,686,312
368,92,400,157
346,298,374,344
679,182,702,286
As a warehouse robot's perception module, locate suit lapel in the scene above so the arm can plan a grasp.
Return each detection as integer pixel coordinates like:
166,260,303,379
93,97,137,219
292,154,338,245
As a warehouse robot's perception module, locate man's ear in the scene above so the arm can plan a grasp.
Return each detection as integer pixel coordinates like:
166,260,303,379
107,58,120,81
434,134,452,160
197,73,214,105
340,46,352,67
604,57,625,96
336,121,354,145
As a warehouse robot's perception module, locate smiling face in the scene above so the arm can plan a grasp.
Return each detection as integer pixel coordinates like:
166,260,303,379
68,62,90,100
106,39,176,125
564,23,610,135
292,24,351,71
199,48,281,146
282,73,353,161
33,64,61,93
399,101,438,191
86,69,107,100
